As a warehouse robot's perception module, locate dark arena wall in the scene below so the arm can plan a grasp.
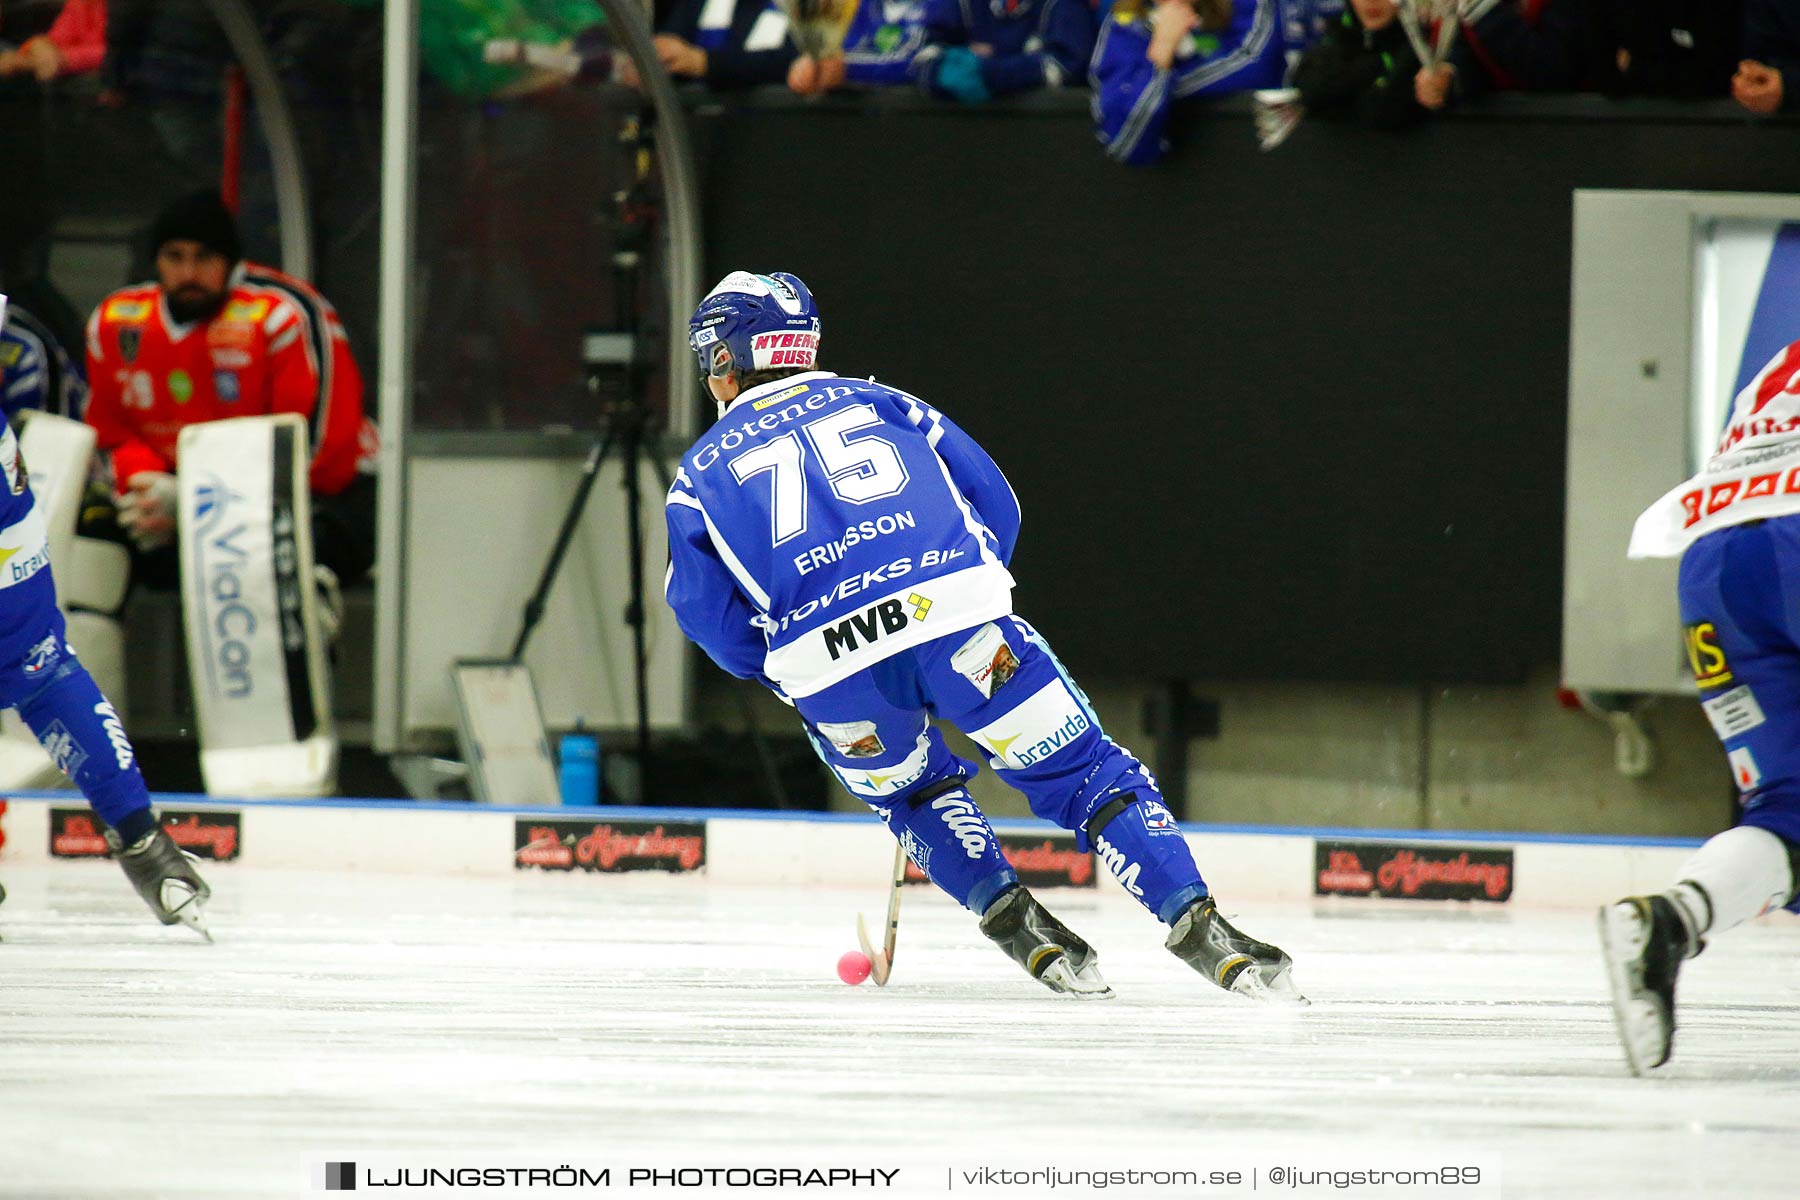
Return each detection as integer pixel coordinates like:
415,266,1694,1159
693,93,1800,686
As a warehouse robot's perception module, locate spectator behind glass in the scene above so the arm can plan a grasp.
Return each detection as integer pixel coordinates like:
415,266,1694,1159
1370,0,1745,106
1736,0,1799,115
1439,1,1586,99
788,0,932,94
0,0,106,82
1400,1,1583,114
616,0,796,88
910,0,1097,104
1091,0,1293,166
1588,0,1743,99
101,0,233,177
1291,0,1426,126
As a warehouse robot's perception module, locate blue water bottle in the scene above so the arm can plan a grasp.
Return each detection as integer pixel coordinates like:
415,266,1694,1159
558,723,601,806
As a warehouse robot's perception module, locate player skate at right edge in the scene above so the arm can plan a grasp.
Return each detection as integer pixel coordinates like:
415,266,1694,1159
664,272,1301,1001
0,294,210,936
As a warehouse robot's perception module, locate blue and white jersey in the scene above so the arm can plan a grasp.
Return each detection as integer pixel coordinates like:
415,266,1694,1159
1091,0,1318,166
0,302,88,422
914,0,1098,97
665,371,1020,699
842,0,932,87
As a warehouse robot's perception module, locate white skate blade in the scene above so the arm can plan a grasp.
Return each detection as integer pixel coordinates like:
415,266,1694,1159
1243,962,1310,1006
160,880,213,943
1227,962,1308,1006
1599,903,1664,1076
1039,955,1115,1001
855,913,890,986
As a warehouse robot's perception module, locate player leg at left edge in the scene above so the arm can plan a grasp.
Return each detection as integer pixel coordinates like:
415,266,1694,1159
9,608,212,938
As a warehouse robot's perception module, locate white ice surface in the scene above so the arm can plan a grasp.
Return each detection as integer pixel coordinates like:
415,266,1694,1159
4,864,1800,1199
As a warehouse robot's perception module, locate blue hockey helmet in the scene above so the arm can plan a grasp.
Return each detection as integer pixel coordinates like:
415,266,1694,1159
687,271,821,381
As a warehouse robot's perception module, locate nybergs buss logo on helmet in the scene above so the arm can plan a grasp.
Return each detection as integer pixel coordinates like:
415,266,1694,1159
750,329,819,370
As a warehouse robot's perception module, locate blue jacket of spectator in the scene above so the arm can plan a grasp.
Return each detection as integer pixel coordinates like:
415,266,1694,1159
842,0,934,87
1091,0,1291,166
912,0,1099,101
1745,0,1800,112
664,0,796,87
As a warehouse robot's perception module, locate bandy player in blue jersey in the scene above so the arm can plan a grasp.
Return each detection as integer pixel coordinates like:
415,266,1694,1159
0,294,210,936
663,271,1301,1000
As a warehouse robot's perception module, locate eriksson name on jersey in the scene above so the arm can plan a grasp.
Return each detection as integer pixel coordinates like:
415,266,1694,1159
793,511,917,576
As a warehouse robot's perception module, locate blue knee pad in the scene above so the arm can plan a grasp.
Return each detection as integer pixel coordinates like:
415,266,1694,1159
16,659,151,831
1085,790,1208,924
878,780,1017,915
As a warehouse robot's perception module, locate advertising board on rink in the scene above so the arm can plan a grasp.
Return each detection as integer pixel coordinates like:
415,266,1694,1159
49,807,243,860
900,830,1096,888
48,808,110,858
1314,839,1514,903
160,810,243,861
513,818,706,874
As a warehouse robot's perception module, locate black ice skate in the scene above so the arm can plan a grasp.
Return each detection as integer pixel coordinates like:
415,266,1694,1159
978,886,1114,999
106,826,212,940
1599,894,1699,1075
1166,897,1306,1003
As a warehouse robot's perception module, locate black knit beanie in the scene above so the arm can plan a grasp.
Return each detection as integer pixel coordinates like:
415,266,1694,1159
150,191,243,263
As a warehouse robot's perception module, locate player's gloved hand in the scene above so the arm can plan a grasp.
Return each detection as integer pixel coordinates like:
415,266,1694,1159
115,471,179,552
932,47,991,104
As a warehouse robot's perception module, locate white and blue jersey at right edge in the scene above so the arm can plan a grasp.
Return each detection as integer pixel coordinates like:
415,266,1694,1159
665,370,1019,700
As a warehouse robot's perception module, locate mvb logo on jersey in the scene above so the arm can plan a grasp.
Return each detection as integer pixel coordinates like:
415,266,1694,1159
822,592,933,662
970,680,1092,770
